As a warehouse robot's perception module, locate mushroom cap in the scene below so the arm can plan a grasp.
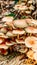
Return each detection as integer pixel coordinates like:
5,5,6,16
19,6,28,10
0,32,8,38
2,17,13,22
12,29,25,35
25,26,37,33
16,39,25,44
13,19,28,28
0,44,8,49
6,41,16,46
26,19,37,26
6,42,13,46
25,36,37,48
1,28,7,34
18,48,27,53
6,31,13,37
32,19,37,26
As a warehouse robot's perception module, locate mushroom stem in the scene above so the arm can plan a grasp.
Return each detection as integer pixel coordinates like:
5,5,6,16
17,34,19,39
30,33,32,36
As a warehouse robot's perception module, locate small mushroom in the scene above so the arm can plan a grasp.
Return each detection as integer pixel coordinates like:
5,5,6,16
6,41,16,46
25,26,37,34
16,39,25,44
0,32,8,38
0,44,8,50
26,19,37,26
12,29,25,35
1,28,7,34
12,29,25,39
6,31,13,37
2,16,13,22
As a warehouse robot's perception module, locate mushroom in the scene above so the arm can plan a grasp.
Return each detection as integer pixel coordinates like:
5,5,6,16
12,29,25,39
1,28,7,34
13,19,28,28
0,32,8,38
26,19,37,26
25,26,37,34
6,31,17,38
2,16,13,22
25,36,37,48
18,48,27,53
6,31,13,37
6,41,16,46
16,39,25,44
0,44,8,50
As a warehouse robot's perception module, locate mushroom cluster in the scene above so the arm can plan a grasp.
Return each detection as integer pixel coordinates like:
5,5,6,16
14,0,36,19
0,0,37,19
0,16,37,62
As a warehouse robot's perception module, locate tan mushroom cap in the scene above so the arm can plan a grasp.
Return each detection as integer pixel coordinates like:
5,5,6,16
12,29,25,35
2,17,13,22
18,48,27,53
6,31,17,37
14,3,28,10
6,42,13,46
26,19,37,26
25,26,37,33
13,19,28,28
19,6,28,10
1,28,7,34
6,41,16,46
6,31,13,37
0,44,8,49
16,39,25,44
0,32,8,38
25,36,37,48
32,19,37,26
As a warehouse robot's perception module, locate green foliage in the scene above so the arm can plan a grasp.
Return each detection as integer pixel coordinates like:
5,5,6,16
6,13,16,17
15,0,19,4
